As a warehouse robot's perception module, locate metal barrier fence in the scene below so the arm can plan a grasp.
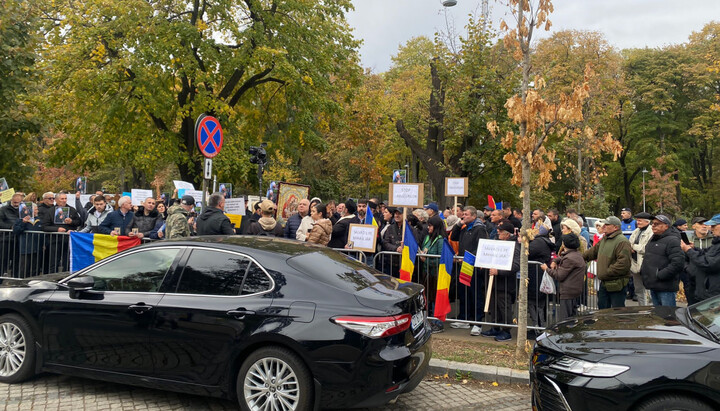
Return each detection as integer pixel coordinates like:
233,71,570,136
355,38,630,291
1,228,599,332
373,251,599,331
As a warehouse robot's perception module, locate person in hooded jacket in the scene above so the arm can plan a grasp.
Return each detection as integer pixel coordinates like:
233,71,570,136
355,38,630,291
80,195,111,233
640,214,684,307
681,214,720,302
527,224,554,336
196,193,235,236
306,203,332,246
247,200,284,237
541,233,586,321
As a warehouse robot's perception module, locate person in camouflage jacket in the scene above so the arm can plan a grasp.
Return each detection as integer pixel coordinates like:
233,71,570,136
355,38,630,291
166,196,194,239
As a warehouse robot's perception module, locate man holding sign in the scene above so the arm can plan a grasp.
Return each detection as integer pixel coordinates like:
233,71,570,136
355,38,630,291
479,220,521,342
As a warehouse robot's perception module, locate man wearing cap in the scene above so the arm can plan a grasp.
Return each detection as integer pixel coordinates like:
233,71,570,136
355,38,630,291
640,214,684,307
620,208,636,238
248,200,284,237
327,199,360,248
681,214,720,302
628,212,654,305
424,202,439,219
165,195,195,239
583,216,632,308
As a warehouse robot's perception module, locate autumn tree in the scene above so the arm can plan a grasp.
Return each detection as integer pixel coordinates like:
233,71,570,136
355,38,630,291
38,0,361,189
488,0,621,358
0,0,40,187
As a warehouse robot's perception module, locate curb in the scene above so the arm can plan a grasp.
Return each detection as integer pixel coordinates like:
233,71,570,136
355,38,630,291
428,358,530,385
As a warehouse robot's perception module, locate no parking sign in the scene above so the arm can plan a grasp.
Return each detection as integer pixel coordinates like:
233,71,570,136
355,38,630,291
195,114,223,158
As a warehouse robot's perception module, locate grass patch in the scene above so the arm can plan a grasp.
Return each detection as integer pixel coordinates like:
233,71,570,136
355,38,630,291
432,337,529,370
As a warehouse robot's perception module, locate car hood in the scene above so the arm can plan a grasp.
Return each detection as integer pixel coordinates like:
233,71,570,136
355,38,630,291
538,306,716,362
0,272,67,288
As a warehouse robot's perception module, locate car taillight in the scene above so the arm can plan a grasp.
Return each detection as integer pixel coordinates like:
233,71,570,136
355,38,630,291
332,314,412,338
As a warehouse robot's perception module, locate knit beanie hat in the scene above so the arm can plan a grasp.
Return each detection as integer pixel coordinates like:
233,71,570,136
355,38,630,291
562,233,580,250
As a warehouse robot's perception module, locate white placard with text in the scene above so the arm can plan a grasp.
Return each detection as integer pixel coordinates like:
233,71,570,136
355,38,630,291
131,189,154,206
348,224,378,253
474,239,516,271
388,183,424,208
445,177,468,197
224,198,246,216
173,180,195,190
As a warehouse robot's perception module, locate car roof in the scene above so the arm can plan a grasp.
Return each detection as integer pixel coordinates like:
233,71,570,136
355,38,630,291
139,235,329,259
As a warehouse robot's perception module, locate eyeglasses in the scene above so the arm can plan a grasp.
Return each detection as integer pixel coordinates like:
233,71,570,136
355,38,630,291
45,197,55,200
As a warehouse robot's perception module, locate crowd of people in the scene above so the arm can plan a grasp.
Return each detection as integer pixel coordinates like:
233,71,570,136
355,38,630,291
1,188,719,343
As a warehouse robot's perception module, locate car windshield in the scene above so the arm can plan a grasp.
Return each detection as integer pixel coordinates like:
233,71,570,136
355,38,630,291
287,250,381,292
689,296,720,339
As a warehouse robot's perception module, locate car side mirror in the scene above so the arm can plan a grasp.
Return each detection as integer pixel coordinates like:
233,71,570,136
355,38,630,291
67,276,94,298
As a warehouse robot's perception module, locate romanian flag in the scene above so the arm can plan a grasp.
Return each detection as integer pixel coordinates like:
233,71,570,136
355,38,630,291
365,207,378,227
487,195,496,210
434,239,454,321
69,232,141,272
459,251,476,286
399,224,418,282
496,201,503,211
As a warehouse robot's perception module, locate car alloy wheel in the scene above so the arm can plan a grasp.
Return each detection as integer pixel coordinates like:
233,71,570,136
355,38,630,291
0,314,35,383
238,346,312,411
0,322,25,377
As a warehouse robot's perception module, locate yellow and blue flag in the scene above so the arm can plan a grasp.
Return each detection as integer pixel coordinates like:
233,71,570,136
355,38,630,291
70,232,141,272
365,207,378,227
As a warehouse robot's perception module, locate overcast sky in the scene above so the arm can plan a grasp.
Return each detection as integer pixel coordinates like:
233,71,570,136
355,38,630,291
347,0,720,73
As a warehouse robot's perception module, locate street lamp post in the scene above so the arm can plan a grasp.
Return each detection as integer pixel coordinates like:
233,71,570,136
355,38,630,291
642,168,648,212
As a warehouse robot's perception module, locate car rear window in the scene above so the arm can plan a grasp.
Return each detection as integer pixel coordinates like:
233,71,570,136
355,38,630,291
287,250,381,292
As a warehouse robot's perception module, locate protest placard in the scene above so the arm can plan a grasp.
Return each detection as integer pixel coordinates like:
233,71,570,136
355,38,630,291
79,194,92,207
0,188,15,203
348,224,378,252
387,183,423,208
474,239,517,271
173,180,195,190
224,198,246,216
445,177,468,197
131,189,154,206
178,189,204,204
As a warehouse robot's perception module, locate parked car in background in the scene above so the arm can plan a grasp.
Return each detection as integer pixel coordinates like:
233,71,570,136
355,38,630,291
0,236,431,410
531,299,720,411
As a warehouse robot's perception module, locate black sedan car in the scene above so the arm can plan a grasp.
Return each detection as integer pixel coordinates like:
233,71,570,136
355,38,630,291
531,300,720,411
0,236,431,410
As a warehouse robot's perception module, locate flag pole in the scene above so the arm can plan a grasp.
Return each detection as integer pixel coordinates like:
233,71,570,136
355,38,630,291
484,274,494,313
401,207,407,243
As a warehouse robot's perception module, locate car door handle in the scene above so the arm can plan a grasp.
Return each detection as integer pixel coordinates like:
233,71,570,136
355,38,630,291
226,310,255,319
128,304,153,314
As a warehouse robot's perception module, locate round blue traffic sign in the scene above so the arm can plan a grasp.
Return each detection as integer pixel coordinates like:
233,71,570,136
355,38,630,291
195,115,223,158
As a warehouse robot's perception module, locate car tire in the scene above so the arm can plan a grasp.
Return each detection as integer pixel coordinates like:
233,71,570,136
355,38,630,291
636,394,714,411
0,314,36,384
237,346,313,411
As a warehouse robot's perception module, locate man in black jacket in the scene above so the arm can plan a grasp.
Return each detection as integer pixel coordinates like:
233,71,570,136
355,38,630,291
641,214,684,307
547,208,563,252
0,193,23,275
134,197,162,237
480,219,521,341
450,206,488,334
40,192,82,273
681,214,720,302
196,193,235,236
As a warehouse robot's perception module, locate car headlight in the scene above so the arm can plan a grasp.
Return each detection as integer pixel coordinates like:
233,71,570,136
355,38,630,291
549,356,629,377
